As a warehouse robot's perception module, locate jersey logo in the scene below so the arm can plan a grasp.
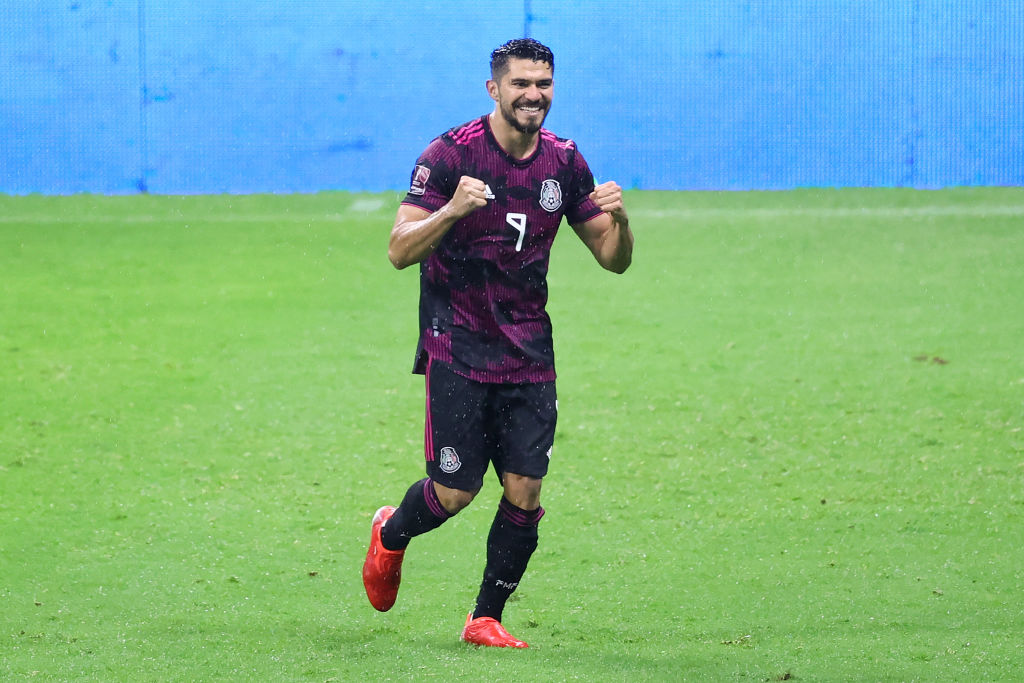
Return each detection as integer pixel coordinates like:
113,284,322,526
439,446,462,473
484,184,495,199
539,179,562,212
409,165,430,195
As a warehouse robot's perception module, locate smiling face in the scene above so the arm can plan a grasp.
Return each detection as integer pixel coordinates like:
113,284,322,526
487,58,554,135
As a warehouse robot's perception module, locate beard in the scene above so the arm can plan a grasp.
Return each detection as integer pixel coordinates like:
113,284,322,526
499,97,550,134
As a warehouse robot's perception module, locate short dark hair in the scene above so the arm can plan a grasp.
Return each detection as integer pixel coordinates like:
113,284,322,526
490,38,554,80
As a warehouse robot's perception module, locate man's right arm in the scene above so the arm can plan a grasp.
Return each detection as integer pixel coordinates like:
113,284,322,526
388,175,489,270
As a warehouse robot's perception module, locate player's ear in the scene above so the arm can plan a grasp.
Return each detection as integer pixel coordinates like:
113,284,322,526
486,79,499,102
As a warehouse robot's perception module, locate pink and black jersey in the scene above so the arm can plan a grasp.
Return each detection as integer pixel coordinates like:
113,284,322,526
401,115,603,384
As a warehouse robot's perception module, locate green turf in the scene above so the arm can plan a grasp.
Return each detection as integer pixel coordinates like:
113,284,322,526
2,188,1022,681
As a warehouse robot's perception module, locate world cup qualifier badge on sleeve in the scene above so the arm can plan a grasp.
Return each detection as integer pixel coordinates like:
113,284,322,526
410,165,430,195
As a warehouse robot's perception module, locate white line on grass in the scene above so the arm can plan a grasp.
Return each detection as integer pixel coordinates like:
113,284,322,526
0,203,395,224
629,205,1024,219
2,203,1022,224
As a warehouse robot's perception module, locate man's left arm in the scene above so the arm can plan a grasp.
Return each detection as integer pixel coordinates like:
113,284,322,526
571,181,634,274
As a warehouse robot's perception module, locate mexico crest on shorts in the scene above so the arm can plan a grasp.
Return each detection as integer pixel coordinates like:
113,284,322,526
539,179,562,212
439,446,461,473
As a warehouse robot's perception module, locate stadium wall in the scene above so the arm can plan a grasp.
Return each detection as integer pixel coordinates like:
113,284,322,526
1,1,1022,194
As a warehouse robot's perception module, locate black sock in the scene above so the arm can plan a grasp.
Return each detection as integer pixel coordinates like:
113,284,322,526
472,497,545,622
380,478,452,551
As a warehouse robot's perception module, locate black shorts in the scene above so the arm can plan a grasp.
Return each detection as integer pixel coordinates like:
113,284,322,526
423,359,557,491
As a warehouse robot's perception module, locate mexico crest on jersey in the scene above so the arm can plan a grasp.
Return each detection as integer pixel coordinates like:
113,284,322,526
539,179,562,212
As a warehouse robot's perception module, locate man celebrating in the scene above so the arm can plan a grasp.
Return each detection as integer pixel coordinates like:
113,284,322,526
362,38,633,648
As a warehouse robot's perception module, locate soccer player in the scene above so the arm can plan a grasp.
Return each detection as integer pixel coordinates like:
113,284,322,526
362,38,633,648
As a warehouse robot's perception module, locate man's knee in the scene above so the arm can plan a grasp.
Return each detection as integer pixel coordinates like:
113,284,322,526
502,473,543,510
433,480,479,514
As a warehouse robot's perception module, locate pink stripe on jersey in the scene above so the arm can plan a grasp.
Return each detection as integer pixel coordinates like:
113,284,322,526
451,120,485,145
541,128,573,149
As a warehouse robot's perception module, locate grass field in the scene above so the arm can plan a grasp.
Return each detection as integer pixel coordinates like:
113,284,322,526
2,188,1022,681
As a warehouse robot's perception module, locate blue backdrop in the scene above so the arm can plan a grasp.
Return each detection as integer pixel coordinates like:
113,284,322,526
2,1,1022,194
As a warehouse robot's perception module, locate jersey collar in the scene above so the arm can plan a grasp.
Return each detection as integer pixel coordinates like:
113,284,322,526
483,115,544,166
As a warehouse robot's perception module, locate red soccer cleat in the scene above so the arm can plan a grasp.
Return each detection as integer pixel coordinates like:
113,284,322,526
362,506,404,612
461,612,529,648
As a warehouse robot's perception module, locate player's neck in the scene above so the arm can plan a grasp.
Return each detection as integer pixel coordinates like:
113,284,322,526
488,112,540,160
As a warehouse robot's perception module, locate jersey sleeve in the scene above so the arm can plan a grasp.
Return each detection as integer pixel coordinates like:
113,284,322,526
400,136,459,213
564,145,603,226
